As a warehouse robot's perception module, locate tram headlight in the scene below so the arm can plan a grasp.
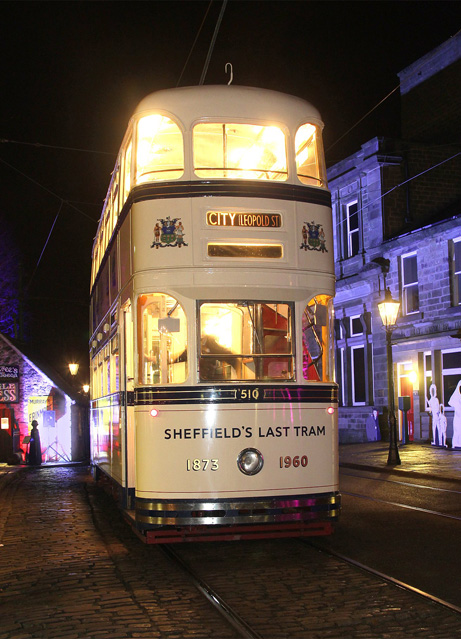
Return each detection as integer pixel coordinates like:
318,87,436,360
237,448,264,476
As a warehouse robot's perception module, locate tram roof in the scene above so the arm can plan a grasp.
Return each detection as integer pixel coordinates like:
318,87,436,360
132,85,324,129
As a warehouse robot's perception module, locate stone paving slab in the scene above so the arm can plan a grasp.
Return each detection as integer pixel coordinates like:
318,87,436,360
339,442,461,483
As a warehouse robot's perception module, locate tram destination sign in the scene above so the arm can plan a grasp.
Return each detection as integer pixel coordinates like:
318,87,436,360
206,211,282,228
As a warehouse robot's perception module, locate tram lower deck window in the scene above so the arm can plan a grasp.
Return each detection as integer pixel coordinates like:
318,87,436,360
138,293,188,385
199,302,293,382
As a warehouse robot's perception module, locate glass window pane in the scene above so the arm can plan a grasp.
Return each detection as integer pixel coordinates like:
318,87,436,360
136,114,184,183
352,347,366,403
405,284,419,314
139,294,187,385
303,295,334,382
443,351,461,370
295,123,326,187
454,241,461,270
403,255,418,285
199,302,293,381
194,123,287,181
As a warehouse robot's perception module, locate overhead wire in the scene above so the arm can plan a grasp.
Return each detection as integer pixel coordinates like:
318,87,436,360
0,138,115,156
176,0,213,87
326,27,461,155
333,149,461,234
199,0,228,85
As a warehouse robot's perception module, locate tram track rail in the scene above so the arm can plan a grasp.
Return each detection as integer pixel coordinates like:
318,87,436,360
161,544,264,639
305,539,461,616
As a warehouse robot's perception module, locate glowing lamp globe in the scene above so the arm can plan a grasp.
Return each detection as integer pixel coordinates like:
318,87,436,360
378,289,400,329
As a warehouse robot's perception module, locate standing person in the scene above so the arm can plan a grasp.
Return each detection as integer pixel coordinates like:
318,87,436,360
365,409,380,441
28,420,42,465
448,380,461,449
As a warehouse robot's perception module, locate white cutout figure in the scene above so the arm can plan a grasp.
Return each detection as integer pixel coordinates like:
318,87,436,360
439,405,448,448
448,380,461,449
427,383,440,446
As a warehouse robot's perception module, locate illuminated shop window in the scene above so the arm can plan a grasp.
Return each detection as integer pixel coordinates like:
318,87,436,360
193,123,287,181
295,123,327,187
401,252,419,315
199,302,293,381
136,114,184,184
302,295,335,382
138,293,187,385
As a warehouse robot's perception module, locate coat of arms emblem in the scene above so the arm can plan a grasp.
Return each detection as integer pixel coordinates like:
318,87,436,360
300,221,327,252
151,216,188,249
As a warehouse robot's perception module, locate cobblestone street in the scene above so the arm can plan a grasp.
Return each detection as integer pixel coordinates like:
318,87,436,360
0,452,460,639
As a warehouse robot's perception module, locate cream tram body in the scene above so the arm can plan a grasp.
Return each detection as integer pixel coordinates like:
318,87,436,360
90,85,340,540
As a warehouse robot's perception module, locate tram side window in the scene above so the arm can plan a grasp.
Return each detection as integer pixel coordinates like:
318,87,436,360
138,293,187,385
199,302,293,381
303,295,335,382
193,123,287,181
295,123,327,188
136,115,184,184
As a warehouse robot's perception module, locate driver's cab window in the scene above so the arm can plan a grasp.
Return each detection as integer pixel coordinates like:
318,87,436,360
199,302,293,381
303,295,334,382
138,293,187,384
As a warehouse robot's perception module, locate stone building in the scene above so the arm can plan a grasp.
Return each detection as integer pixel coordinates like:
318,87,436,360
0,331,89,464
328,34,461,444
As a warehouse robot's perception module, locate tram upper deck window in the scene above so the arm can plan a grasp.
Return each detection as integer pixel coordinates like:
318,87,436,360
303,295,335,382
295,123,327,188
199,302,293,381
193,123,287,181
138,293,188,385
136,115,184,184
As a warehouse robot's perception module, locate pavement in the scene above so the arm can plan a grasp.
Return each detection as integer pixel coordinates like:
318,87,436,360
1,441,460,484
339,440,461,483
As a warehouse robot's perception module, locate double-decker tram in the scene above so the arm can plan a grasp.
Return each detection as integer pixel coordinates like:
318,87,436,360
89,85,340,543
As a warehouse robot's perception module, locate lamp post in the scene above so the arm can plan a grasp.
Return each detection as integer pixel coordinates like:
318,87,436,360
378,288,401,466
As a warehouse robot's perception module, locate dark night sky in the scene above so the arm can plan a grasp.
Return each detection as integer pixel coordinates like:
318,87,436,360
1,0,460,382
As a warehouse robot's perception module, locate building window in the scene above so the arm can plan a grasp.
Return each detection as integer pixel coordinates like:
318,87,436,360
401,252,419,315
350,315,363,336
442,349,461,408
342,201,359,258
351,345,366,405
450,238,461,306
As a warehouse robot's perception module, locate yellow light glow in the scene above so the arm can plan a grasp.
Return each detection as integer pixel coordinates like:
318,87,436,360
203,310,233,349
408,371,417,385
68,363,79,376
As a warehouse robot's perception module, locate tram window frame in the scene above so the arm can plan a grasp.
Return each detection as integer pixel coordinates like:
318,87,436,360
295,123,327,188
302,295,335,383
193,122,288,181
138,293,188,386
135,114,184,184
198,301,294,382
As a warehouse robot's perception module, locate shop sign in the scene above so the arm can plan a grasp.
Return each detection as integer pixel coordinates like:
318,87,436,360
0,365,19,403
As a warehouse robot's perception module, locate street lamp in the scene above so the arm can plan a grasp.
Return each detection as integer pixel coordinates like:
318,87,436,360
378,288,401,466
68,362,79,376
